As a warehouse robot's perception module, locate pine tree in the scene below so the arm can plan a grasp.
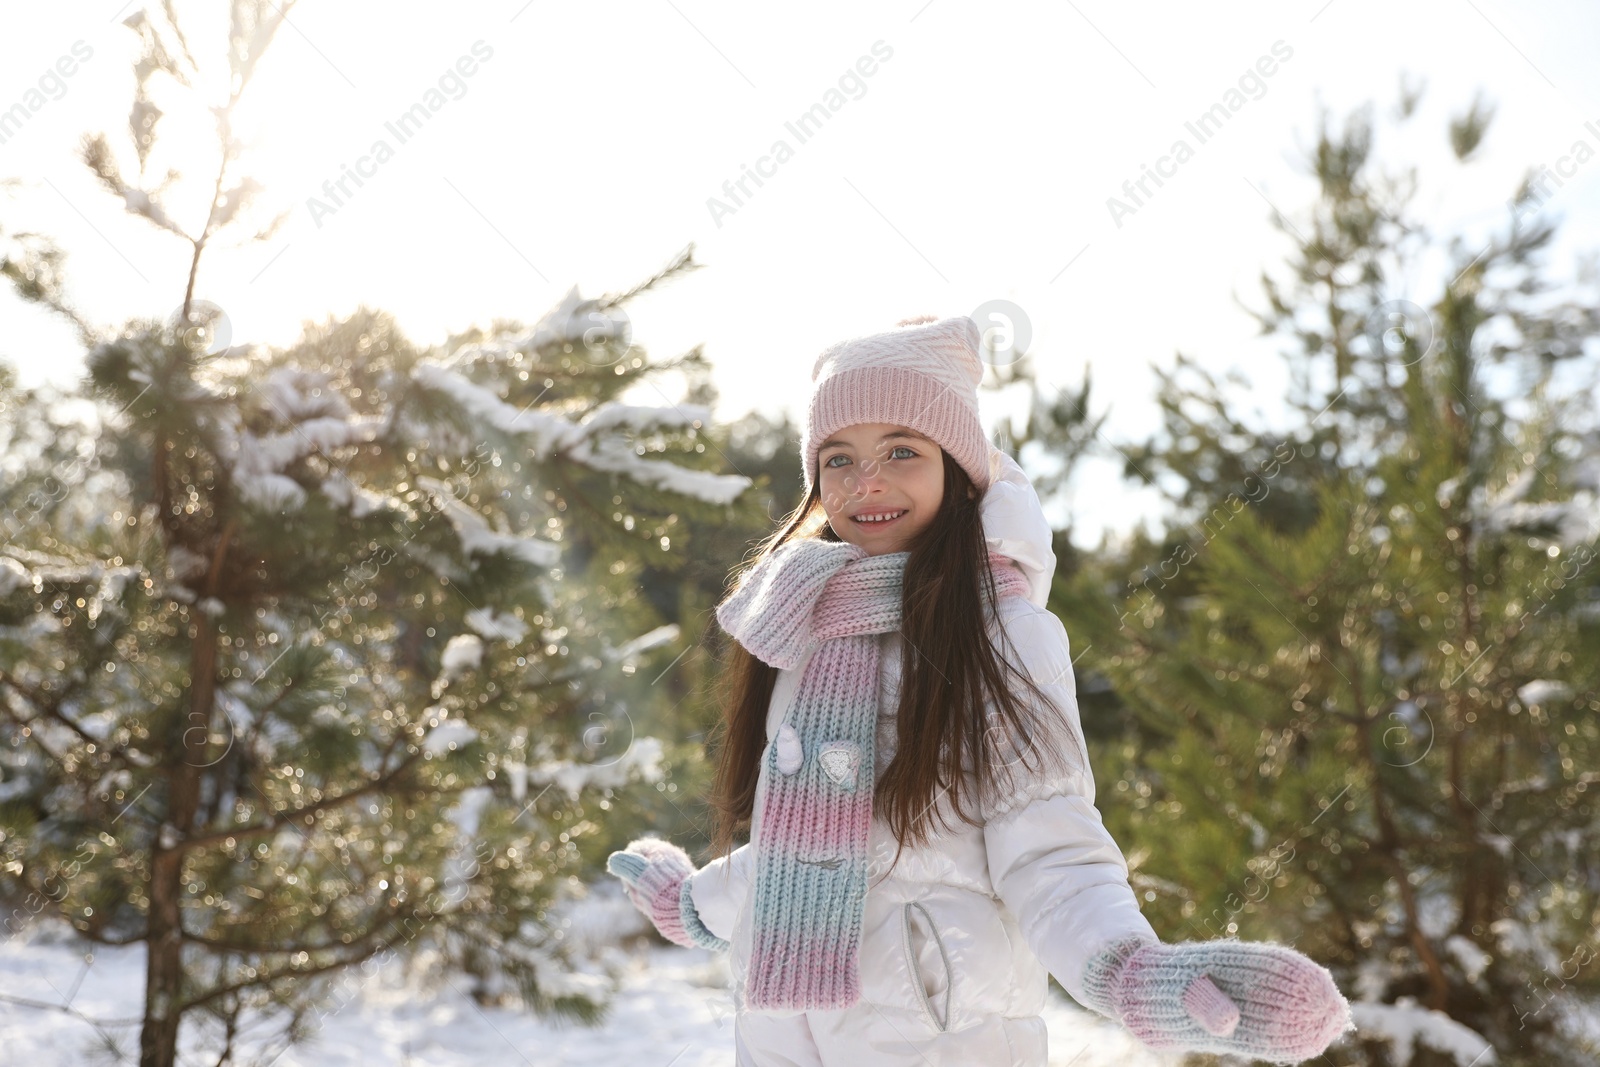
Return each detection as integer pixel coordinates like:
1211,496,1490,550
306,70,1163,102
1059,86,1600,1065
0,5,754,1065
594,405,808,856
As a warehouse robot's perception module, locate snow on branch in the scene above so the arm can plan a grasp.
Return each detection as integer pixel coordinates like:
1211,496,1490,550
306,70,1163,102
1472,463,1599,547
576,402,705,439
526,734,667,804
533,624,683,688
411,363,751,505
446,284,629,366
1349,999,1497,1065
567,435,749,505
414,475,559,568
612,624,678,664
439,635,484,680
259,366,352,421
218,410,385,515
0,551,140,606
318,471,405,519
412,362,579,456
422,717,480,757
464,607,528,643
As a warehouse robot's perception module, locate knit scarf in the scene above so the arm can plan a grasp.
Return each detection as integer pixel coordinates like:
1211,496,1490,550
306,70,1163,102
714,536,1030,1012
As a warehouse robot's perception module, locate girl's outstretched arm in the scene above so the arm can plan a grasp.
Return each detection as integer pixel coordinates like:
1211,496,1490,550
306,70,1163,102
606,836,732,951
981,598,1160,1008
980,599,1352,1064
1077,932,1352,1064
685,840,755,943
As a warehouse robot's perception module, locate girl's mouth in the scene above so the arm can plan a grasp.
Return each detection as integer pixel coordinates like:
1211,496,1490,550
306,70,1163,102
851,509,906,529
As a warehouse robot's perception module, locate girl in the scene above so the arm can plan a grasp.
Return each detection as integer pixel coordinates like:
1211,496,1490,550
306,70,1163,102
608,315,1352,1066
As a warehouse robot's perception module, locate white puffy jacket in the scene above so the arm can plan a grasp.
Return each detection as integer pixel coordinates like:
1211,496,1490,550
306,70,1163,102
686,452,1159,1066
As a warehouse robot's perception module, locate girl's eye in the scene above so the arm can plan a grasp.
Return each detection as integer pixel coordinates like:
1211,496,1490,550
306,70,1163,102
824,445,915,468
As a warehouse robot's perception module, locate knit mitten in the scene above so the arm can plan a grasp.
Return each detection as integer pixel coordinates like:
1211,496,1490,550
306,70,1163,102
605,836,729,952
1080,935,1352,1065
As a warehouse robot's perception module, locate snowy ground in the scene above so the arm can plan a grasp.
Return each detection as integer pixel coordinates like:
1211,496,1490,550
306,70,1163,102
0,909,1179,1066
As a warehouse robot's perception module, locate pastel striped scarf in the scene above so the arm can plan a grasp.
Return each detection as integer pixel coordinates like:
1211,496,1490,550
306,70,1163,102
714,536,1030,1012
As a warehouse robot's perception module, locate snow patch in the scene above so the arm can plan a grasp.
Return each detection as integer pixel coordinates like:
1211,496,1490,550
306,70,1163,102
319,472,403,518
0,911,1172,1065
0,556,31,596
412,355,750,507
527,734,667,804
260,366,351,421
165,544,209,581
614,624,679,664
1445,934,1493,984
446,783,493,838
465,607,528,643
566,434,749,506
1350,998,1497,1065
422,718,479,756
415,476,561,568
412,362,574,451
440,634,484,678
1517,679,1573,706
1478,833,1513,858
237,470,307,513
213,372,385,515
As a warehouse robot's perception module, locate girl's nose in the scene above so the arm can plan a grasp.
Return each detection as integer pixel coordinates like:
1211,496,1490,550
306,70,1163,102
848,456,889,494
850,473,882,496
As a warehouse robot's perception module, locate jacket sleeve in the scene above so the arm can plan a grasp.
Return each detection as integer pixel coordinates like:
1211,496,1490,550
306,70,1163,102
685,840,756,944
981,599,1159,1011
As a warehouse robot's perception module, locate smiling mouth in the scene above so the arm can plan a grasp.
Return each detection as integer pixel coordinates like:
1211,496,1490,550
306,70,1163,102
850,509,906,529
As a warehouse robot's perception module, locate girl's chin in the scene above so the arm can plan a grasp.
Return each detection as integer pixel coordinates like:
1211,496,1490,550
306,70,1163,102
843,526,913,553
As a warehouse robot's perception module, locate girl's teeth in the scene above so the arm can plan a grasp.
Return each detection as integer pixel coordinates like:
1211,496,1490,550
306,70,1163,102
856,511,904,523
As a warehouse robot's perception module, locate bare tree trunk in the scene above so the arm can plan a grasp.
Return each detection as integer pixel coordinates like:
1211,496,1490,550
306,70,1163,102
141,524,231,1066
140,841,186,1067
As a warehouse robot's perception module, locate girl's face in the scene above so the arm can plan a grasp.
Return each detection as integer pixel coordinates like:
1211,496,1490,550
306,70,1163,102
817,422,952,555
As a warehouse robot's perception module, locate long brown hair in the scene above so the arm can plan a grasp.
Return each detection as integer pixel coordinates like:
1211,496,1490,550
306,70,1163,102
703,449,1087,876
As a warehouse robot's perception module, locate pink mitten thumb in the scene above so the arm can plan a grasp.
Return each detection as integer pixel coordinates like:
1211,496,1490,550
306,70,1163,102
1182,974,1241,1036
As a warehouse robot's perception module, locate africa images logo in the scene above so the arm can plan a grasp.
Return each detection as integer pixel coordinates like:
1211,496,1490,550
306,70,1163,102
706,40,895,228
1106,39,1294,229
306,40,495,228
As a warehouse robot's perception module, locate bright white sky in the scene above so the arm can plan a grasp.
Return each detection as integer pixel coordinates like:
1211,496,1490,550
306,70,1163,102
2,1,1596,550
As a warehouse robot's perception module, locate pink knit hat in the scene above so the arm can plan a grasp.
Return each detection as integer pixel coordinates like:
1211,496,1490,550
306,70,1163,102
802,314,993,496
